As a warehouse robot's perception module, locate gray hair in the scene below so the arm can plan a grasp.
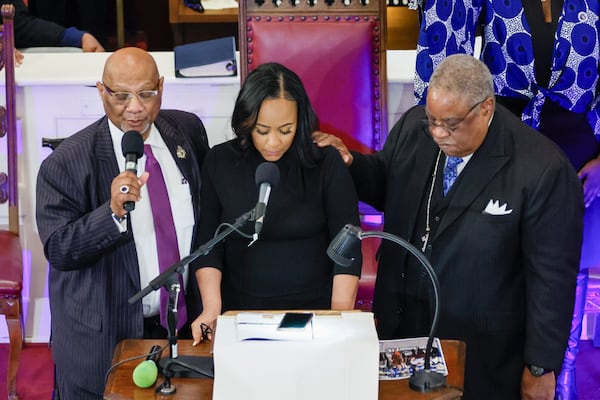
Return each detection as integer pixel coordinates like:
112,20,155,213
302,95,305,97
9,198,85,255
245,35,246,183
429,54,495,104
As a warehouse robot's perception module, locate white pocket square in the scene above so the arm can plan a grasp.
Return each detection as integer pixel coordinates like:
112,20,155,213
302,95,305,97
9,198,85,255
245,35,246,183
483,199,513,215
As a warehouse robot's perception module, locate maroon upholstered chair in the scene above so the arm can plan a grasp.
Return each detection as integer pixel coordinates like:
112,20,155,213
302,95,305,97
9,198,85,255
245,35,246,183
0,5,24,400
239,0,388,153
238,0,387,309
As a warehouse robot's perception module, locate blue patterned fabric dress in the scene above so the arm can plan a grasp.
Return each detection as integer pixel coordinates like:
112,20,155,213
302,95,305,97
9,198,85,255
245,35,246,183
414,0,600,137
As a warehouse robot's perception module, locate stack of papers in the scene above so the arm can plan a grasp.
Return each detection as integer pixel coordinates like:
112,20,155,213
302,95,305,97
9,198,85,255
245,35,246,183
202,0,238,9
235,312,314,341
174,36,237,78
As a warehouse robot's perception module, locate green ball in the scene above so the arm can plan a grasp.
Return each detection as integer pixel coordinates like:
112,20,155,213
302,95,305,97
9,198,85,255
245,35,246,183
132,360,158,388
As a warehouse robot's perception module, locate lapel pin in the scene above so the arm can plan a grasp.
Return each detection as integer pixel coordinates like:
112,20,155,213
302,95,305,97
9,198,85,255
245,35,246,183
176,145,187,159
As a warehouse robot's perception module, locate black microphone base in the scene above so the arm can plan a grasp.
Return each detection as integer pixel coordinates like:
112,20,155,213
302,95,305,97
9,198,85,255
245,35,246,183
408,369,447,392
158,355,214,379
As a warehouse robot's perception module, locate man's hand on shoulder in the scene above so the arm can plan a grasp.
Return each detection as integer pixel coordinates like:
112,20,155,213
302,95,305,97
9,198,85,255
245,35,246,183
312,130,353,166
521,366,555,400
81,33,105,52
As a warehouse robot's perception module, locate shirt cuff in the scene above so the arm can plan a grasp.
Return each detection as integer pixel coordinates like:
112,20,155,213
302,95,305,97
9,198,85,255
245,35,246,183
111,212,128,233
59,27,85,48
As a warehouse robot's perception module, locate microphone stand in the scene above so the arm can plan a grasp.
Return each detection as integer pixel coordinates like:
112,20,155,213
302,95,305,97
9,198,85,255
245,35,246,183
156,279,179,395
129,208,255,393
129,208,256,306
359,230,446,392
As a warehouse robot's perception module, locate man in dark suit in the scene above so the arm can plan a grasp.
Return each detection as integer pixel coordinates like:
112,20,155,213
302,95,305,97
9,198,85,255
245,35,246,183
314,54,583,399
36,47,209,399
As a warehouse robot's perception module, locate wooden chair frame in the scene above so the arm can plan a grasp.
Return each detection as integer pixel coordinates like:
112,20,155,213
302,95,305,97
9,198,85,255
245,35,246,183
0,5,23,400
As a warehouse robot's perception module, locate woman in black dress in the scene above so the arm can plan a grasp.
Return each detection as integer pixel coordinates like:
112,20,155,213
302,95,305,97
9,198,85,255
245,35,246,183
190,63,362,344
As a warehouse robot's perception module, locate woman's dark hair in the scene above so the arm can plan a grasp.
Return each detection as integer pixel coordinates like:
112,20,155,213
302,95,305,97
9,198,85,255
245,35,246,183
231,62,320,167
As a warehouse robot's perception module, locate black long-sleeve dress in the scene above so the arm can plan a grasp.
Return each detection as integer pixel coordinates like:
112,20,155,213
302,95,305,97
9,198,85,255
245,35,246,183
191,140,362,311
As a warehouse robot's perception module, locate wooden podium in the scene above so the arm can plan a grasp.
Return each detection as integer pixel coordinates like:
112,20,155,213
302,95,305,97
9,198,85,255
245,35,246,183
104,338,465,399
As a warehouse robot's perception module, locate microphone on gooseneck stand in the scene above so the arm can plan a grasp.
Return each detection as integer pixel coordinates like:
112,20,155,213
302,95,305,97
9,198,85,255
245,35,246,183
120,130,145,212
253,162,280,238
327,224,447,392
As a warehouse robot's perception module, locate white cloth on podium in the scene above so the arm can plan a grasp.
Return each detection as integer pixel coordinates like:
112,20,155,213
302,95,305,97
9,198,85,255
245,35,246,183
212,311,379,400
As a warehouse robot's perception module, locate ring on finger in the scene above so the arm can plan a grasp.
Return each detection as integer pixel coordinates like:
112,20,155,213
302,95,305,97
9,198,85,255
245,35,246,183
119,185,130,194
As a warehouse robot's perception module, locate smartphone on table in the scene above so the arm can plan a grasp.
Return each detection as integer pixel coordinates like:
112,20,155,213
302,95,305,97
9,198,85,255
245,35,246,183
277,312,314,330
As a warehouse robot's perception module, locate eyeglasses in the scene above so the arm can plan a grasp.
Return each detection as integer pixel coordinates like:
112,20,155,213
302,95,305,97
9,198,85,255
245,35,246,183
422,99,486,134
101,82,159,105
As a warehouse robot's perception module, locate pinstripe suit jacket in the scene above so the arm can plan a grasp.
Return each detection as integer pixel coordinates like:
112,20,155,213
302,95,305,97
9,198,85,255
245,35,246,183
350,104,583,399
36,110,209,397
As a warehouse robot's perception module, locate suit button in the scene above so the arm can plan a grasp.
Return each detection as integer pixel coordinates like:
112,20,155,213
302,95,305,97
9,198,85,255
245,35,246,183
434,216,440,222
426,244,432,251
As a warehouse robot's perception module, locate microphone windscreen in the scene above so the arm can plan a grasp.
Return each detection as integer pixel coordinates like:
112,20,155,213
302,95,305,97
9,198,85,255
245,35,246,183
132,360,158,388
327,224,362,267
255,162,280,188
121,130,144,158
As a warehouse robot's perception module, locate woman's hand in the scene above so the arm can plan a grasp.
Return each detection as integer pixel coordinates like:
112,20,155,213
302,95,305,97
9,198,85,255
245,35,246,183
191,312,219,345
192,267,223,345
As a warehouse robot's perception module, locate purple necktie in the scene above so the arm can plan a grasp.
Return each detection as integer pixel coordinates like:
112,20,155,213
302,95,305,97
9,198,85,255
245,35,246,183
144,144,187,330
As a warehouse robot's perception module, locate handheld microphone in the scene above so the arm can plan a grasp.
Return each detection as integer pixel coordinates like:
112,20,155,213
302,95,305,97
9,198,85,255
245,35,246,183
121,130,144,212
132,345,162,388
253,162,280,236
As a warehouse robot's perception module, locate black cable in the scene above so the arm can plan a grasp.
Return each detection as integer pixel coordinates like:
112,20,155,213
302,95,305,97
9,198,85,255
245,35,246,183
103,344,168,387
161,357,215,379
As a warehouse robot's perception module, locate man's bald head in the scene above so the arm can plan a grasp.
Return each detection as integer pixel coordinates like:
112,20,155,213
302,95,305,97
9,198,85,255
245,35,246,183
97,47,164,138
102,47,160,85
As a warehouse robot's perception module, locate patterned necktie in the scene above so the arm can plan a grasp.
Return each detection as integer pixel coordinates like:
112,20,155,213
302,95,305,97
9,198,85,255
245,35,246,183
443,156,463,196
144,144,187,330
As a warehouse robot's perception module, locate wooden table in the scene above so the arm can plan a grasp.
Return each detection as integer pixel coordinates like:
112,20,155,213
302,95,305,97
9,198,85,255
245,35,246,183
104,339,465,399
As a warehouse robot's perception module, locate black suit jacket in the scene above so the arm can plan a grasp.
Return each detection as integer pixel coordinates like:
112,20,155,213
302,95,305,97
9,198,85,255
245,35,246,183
350,104,583,399
36,110,209,397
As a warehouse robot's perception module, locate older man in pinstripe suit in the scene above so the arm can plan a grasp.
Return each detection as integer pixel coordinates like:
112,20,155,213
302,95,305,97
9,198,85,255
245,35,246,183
36,47,209,399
